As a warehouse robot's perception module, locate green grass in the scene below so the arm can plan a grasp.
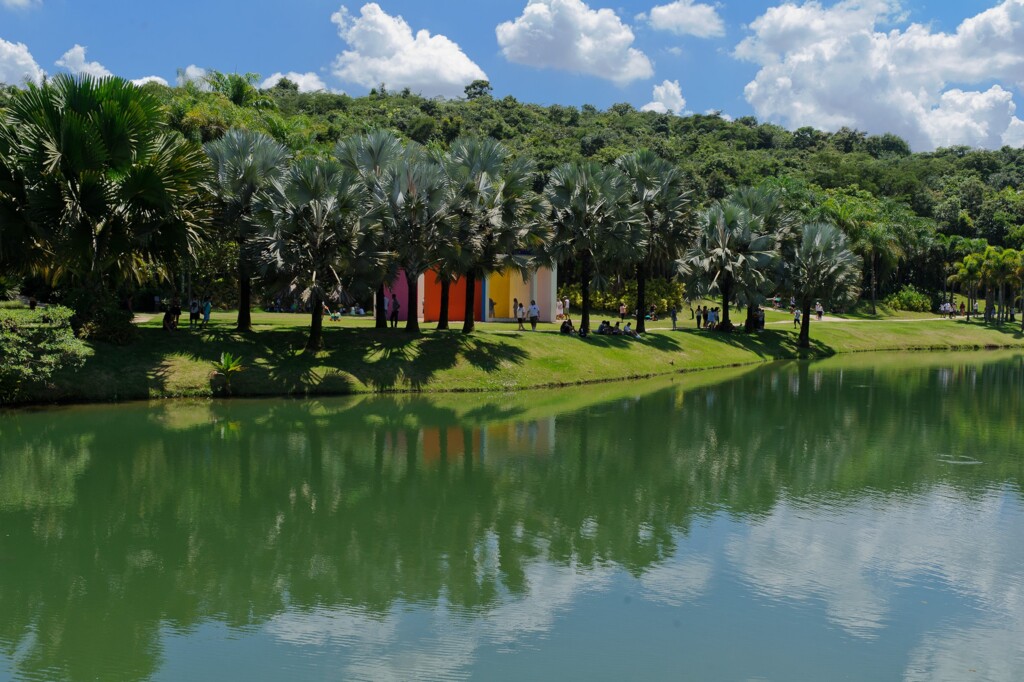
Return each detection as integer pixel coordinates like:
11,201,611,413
12,309,1024,406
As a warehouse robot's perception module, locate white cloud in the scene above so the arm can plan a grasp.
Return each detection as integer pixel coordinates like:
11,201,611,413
0,37,44,85
330,3,486,98
645,0,726,39
131,75,169,87
736,0,1024,150
176,64,207,86
1,0,41,9
497,0,654,85
260,71,328,93
1004,117,1024,147
55,44,112,78
642,78,687,114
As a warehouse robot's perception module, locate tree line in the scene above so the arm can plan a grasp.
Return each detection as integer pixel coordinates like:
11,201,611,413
2,75,1023,352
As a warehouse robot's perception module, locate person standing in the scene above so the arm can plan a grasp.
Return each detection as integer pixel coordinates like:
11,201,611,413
390,293,400,328
619,301,627,321
793,307,801,328
815,301,824,321
202,297,212,328
556,298,564,320
189,298,200,329
517,302,527,331
670,305,678,330
513,298,519,325
563,296,570,319
528,300,541,331
697,306,704,329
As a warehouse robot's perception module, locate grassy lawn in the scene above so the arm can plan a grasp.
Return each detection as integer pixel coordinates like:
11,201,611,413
14,307,1022,405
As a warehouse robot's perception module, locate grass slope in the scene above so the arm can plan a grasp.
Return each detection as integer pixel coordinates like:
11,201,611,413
13,309,1023,406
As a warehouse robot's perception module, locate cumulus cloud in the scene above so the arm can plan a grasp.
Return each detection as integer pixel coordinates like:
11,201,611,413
55,45,112,78
642,79,687,114
1,0,41,9
131,76,169,87
330,3,486,98
176,64,207,86
497,0,654,85
735,0,1024,150
260,71,328,92
0,37,44,84
643,0,726,39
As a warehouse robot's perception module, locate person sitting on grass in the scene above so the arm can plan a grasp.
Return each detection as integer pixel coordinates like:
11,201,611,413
162,306,176,332
623,322,640,338
597,320,610,335
560,317,576,335
612,321,622,335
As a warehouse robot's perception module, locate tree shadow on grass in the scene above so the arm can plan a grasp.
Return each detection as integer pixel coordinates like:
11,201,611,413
957,320,1024,343
678,328,836,360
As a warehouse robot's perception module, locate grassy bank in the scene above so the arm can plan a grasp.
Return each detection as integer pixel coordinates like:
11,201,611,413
8,308,1023,406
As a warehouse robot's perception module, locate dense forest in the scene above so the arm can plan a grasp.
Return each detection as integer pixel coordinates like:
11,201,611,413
2,72,1024,346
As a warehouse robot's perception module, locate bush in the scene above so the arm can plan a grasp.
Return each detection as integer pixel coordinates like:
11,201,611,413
884,285,932,312
0,305,90,403
559,278,687,315
61,289,138,344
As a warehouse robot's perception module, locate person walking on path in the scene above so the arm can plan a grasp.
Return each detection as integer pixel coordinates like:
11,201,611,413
815,301,824,321
389,294,400,328
793,307,801,328
556,298,564,320
189,298,200,329
517,303,527,331
513,298,520,325
670,305,678,330
528,300,541,331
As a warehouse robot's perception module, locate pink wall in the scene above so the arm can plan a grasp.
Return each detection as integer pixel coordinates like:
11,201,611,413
383,272,411,322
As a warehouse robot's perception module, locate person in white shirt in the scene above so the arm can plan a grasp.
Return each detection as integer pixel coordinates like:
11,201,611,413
528,300,541,331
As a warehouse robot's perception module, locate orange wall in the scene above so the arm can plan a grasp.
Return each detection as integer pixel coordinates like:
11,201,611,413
423,272,484,322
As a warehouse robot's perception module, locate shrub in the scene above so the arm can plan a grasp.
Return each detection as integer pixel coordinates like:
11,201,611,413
559,278,688,315
884,285,932,312
0,305,89,403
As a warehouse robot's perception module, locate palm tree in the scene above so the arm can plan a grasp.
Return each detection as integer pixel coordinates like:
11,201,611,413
680,202,776,330
949,253,984,321
374,145,451,333
336,131,404,329
2,75,209,319
206,129,290,331
545,162,642,335
444,137,547,334
857,222,903,315
203,71,275,109
616,150,693,333
790,223,861,348
0,117,34,274
253,158,366,350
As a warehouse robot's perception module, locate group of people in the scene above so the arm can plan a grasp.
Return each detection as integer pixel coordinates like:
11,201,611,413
596,319,641,338
322,302,367,321
512,298,542,331
163,296,212,331
939,301,971,318
694,306,721,329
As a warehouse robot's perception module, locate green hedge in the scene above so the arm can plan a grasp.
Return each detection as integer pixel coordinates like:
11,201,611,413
884,285,932,312
559,278,687,315
1,306,90,403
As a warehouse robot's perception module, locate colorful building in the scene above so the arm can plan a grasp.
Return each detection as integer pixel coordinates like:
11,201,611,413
380,265,559,323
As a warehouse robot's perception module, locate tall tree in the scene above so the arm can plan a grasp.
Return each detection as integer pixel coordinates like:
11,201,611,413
253,158,366,350
680,202,776,331
443,137,547,334
375,144,451,333
206,129,290,331
616,150,693,333
790,223,861,348
546,162,642,335
1,75,209,327
336,131,404,329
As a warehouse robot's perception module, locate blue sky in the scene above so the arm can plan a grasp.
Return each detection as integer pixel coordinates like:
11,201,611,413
2,0,1023,150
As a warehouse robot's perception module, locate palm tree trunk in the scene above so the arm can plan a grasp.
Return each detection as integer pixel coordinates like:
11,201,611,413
436,278,450,330
462,272,477,334
405,271,420,333
999,284,1006,324
581,252,593,335
720,281,732,328
635,263,647,334
237,257,252,332
798,301,813,348
307,292,323,351
375,283,387,329
870,254,877,315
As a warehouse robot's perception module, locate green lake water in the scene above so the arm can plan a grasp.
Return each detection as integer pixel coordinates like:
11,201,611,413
1,352,1023,681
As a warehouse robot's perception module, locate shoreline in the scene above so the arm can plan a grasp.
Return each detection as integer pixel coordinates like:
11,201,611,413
6,314,1024,409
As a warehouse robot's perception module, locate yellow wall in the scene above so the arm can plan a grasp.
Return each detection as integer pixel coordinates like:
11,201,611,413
488,272,511,318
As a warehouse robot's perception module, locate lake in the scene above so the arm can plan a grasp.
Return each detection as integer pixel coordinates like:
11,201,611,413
1,352,1023,681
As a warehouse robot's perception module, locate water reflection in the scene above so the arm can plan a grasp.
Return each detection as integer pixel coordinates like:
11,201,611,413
0,353,1022,681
